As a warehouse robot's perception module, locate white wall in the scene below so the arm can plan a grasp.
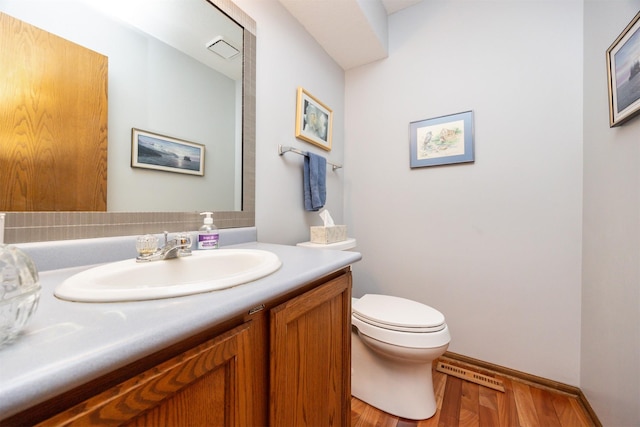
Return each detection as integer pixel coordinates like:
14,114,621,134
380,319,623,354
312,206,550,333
234,1,640,422
582,2,640,426
233,0,346,246
345,1,584,385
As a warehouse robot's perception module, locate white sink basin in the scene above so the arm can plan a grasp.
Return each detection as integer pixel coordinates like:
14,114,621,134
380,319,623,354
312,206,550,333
55,249,282,302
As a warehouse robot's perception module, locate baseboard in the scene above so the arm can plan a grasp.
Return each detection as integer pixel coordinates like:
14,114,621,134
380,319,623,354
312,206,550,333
441,351,602,427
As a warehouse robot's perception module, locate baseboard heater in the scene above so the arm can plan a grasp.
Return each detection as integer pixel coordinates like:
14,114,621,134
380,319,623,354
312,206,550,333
436,361,505,392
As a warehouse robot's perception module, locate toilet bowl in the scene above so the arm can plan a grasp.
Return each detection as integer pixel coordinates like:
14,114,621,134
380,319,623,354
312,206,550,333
296,238,450,420
352,294,450,420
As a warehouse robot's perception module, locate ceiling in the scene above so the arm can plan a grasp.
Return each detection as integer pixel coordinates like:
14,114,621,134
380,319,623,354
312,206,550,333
277,0,423,70
90,0,244,80
380,0,423,14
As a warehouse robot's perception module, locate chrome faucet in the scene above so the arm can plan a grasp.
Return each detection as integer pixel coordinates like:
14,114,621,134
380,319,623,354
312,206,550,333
135,232,192,262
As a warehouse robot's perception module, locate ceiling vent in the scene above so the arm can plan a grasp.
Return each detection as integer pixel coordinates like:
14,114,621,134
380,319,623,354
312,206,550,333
206,36,240,60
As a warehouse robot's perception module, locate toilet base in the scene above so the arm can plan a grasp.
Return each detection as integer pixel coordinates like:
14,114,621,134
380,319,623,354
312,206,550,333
351,330,448,420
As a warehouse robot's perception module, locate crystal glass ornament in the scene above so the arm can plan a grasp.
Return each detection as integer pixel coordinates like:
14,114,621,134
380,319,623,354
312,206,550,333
0,245,41,347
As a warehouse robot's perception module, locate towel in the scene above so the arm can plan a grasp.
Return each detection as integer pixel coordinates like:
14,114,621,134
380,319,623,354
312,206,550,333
303,152,326,211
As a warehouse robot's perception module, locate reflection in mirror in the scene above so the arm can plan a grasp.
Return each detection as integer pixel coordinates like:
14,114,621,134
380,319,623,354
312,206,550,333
0,0,243,212
0,0,256,243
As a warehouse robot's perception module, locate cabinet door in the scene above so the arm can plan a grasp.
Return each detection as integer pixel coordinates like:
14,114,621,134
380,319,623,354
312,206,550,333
37,321,258,427
270,272,352,426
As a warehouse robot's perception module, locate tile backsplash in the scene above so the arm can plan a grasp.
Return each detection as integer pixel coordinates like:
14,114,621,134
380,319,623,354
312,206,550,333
3,211,254,244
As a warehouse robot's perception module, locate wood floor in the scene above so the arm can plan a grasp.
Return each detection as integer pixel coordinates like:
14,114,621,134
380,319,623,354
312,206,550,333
351,360,596,427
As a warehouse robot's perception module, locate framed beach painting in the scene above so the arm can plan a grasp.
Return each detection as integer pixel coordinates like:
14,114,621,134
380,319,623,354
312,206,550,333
409,111,474,168
607,11,640,127
131,128,205,176
295,87,333,151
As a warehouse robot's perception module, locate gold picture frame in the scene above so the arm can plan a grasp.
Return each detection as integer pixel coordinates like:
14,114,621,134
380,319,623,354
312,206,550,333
295,87,333,151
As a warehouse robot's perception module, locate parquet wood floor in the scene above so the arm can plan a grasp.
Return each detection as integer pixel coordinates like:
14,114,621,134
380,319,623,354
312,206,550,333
351,362,596,427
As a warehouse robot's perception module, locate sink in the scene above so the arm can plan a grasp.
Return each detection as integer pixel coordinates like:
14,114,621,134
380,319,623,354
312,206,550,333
54,249,282,302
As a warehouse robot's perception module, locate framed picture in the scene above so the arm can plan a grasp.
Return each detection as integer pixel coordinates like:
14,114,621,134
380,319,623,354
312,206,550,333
607,11,640,127
409,111,474,168
295,87,333,151
131,128,205,176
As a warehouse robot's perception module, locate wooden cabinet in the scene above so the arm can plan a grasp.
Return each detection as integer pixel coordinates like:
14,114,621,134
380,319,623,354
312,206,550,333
270,273,351,426
36,320,263,427
6,268,351,427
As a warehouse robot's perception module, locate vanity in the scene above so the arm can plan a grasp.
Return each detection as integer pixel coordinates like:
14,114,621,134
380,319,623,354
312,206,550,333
0,0,359,423
0,229,361,426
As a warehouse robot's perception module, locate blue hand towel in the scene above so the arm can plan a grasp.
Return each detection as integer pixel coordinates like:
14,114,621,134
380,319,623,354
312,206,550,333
303,152,326,211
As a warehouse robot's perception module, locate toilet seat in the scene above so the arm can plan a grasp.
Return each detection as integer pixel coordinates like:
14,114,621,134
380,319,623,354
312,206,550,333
352,294,450,349
352,294,445,333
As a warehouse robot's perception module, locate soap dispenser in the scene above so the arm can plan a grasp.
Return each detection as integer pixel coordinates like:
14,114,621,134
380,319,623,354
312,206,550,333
197,212,219,250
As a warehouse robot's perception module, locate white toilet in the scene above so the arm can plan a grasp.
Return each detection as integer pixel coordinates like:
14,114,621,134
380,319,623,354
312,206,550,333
297,238,451,420
352,294,450,420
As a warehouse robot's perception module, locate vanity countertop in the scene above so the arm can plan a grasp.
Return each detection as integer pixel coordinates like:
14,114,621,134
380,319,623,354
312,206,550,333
0,240,361,419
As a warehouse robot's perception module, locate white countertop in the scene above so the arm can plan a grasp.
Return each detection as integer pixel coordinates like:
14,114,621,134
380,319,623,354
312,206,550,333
0,237,361,419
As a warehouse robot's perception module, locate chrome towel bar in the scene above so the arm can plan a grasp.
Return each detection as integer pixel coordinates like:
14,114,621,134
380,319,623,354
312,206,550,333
278,145,342,171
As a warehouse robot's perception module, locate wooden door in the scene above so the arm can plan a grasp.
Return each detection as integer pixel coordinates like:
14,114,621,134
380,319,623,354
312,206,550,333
270,271,352,426
0,12,108,211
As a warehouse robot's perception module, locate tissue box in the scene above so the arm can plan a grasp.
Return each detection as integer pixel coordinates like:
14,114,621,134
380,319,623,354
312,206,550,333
310,225,347,244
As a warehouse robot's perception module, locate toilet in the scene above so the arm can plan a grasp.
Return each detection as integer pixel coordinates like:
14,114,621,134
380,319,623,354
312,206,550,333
297,238,451,420
352,294,450,420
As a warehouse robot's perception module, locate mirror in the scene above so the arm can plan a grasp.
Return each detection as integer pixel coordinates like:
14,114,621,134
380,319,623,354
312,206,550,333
0,0,256,243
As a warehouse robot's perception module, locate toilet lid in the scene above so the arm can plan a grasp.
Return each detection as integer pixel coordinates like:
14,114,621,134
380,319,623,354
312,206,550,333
353,294,446,333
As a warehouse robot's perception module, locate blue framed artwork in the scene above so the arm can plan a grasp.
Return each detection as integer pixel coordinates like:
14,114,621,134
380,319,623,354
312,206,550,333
409,110,474,168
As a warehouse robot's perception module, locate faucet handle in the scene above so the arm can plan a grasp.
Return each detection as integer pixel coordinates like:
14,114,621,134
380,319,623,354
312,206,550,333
176,232,193,257
177,232,192,248
136,234,158,256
